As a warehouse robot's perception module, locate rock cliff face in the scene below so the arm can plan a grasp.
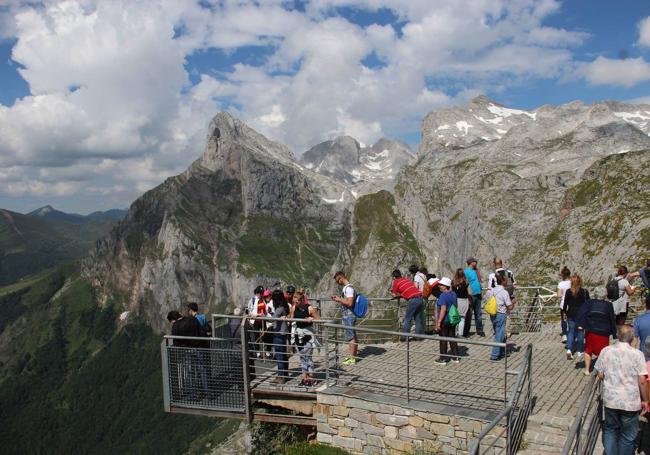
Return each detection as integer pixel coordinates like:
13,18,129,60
85,98,650,329
85,113,353,331
400,96,650,285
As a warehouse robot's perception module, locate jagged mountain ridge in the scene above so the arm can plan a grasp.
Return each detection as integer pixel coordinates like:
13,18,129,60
84,97,650,329
300,136,415,188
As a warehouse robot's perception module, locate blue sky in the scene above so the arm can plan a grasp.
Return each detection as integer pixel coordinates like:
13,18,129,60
0,0,649,214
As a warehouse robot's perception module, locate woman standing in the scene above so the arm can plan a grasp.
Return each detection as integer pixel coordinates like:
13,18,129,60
434,277,459,365
557,266,571,343
270,289,290,384
452,268,472,339
564,275,590,360
613,265,636,325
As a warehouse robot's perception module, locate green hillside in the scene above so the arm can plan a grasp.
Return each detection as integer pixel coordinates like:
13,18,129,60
0,208,119,286
0,265,232,454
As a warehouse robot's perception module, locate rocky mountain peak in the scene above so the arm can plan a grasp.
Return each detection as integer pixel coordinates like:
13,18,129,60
300,136,415,190
198,112,295,173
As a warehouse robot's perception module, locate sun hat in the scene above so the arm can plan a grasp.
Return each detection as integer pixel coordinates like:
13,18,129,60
439,277,452,288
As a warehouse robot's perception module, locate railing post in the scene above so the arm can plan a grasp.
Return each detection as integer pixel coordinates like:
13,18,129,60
406,335,410,402
504,341,509,407
334,326,340,371
161,339,171,412
506,407,512,455
240,318,253,422
324,324,330,388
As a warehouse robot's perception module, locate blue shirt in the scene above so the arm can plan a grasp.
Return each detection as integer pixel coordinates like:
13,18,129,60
437,291,457,324
633,311,650,357
195,313,207,327
464,267,482,295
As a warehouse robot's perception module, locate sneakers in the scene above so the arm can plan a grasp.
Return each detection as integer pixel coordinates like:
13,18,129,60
270,376,288,384
583,370,591,376
342,357,357,366
575,352,584,359
450,358,460,364
561,335,567,343
566,350,573,360
434,358,448,365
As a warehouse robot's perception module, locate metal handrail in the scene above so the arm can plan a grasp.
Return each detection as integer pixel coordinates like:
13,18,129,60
561,374,602,455
469,343,533,454
322,321,507,348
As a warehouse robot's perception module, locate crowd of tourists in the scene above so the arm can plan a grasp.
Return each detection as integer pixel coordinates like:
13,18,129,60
165,257,650,452
555,261,650,454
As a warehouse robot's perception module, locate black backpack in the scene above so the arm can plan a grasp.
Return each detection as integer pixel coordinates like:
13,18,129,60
606,278,620,300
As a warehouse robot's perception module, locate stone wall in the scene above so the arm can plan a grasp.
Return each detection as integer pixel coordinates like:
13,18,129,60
314,392,505,454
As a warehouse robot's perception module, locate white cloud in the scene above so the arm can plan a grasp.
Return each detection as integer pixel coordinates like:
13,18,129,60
0,0,594,211
583,56,650,87
639,16,650,47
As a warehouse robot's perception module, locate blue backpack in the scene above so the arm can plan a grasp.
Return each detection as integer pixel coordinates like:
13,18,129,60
353,293,368,318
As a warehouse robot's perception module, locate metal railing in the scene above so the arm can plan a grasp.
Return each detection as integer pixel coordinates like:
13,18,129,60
469,344,534,454
161,334,247,413
561,374,603,455
324,322,515,411
163,313,524,417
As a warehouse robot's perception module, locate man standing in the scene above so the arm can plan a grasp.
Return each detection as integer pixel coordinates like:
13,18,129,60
577,298,617,376
464,256,485,337
634,294,650,357
595,324,649,455
410,265,428,332
167,310,201,400
392,269,424,335
247,286,264,358
332,271,358,366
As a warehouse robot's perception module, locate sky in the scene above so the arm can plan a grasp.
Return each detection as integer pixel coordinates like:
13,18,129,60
0,0,650,214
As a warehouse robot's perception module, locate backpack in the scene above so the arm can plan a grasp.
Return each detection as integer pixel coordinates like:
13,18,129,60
606,278,620,300
422,280,433,299
353,293,368,318
484,295,498,316
448,304,461,325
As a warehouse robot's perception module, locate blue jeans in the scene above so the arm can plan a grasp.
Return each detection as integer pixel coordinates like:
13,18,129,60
273,335,288,377
403,296,424,335
490,312,507,360
471,294,484,335
567,319,584,353
342,309,357,341
603,407,639,455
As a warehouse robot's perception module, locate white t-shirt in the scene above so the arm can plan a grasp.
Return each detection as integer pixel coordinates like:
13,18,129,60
558,280,571,309
414,272,426,292
617,276,631,304
342,283,355,299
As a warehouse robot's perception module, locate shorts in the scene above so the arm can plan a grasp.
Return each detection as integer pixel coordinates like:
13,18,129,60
342,310,357,342
585,332,610,356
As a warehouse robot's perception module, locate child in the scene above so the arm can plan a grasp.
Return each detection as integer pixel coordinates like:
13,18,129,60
298,334,315,386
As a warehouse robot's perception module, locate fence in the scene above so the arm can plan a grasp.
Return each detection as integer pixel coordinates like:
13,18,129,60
164,313,524,417
468,344,534,454
161,335,247,414
310,288,550,340
561,374,603,455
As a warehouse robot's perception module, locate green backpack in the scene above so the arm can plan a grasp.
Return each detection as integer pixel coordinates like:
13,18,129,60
448,304,461,326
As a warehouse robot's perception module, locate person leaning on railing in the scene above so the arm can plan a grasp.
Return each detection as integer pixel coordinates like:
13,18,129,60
595,324,649,455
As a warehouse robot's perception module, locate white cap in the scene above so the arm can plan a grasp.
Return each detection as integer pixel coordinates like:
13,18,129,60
439,277,452,288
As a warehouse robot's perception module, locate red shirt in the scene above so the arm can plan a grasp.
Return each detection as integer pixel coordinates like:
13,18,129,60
391,277,422,300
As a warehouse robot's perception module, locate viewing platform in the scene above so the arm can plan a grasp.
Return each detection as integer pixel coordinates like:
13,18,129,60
161,289,645,454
